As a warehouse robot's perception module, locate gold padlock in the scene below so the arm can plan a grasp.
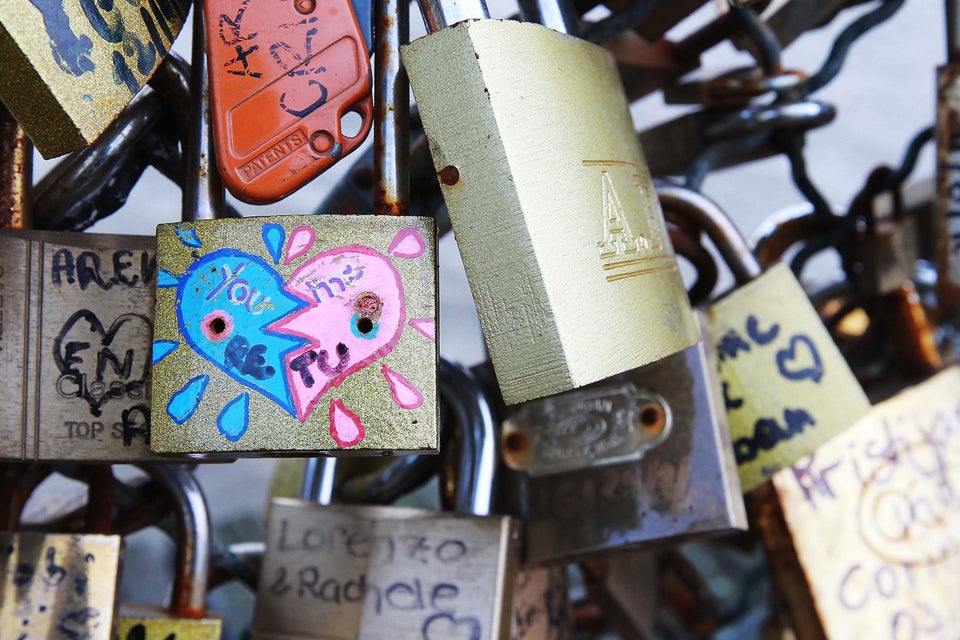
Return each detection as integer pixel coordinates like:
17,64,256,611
113,466,222,638
0,0,188,158
402,14,699,405
751,366,960,639
1,465,123,640
659,185,871,492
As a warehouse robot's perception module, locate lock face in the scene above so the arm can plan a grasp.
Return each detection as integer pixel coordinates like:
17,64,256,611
205,0,374,204
251,499,520,639
501,321,746,564
757,366,960,639
402,20,699,405
0,0,188,158
0,230,178,462
151,215,438,455
0,532,122,640
708,263,871,492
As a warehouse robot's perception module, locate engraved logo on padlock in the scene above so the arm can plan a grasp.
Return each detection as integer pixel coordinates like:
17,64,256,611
151,215,438,455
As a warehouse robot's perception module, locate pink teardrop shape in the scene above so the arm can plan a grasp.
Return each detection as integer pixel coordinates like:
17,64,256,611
387,227,426,259
284,226,316,264
329,399,365,447
408,318,435,342
382,365,424,409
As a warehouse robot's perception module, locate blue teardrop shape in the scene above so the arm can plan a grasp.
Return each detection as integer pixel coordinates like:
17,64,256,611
152,340,179,364
157,270,179,288
217,393,250,442
176,224,202,248
262,224,285,265
167,374,209,425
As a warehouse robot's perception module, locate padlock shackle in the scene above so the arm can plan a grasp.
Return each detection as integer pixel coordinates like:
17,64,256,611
0,104,32,230
657,183,762,285
184,2,224,221
439,358,497,516
373,0,410,215
416,0,489,33
301,458,338,504
339,453,438,503
143,465,212,619
518,0,579,35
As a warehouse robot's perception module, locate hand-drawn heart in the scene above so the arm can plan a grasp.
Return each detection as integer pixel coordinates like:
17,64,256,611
421,612,483,640
774,334,823,383
176,249,307,416
53,309,152,417
274,246,405,421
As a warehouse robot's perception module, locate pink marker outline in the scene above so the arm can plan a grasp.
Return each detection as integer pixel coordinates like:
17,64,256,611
408,318,435,343
329,399,365,447
387,227,426,259
382,365,424,409
284,226,316,264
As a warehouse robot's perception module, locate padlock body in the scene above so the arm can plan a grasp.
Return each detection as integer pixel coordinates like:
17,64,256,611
204,0,374,203
510,565,571,640
0,532,121,640
0,0,188,158
0,230,194,462
500,323,746,563
151,215,438,456
402,20,699,405
757,366,960,639
114,606,222,640
936,63,960,308
708,263,871,491
251,499,520,639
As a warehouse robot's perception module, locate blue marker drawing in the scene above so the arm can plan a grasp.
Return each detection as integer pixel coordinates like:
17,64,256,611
152,340,179,364
175,224,202,248
157,270,180,288
775,334,823,383
175,249,307,416
218,393,250,441
262,224,286,265
167,374,209,424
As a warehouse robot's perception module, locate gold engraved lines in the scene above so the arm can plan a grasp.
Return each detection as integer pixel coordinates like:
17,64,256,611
583,160,674,283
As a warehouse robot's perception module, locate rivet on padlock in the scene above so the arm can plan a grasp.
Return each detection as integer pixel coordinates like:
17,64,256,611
204,0,374,203
401,0,700,406
113,465,222,638
1,465,123,640
152,3,438,456
0,0,189,158
251,359,520,639
658,184,871,492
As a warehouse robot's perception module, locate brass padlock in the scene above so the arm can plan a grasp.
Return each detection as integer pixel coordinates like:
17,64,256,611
497,317,747,564
0,56,220,463
113,465,221,639
401,6,699,406
658,184,872,492
751,365,960,639
0,0,188,158
251,360,520,639
1,466,123,640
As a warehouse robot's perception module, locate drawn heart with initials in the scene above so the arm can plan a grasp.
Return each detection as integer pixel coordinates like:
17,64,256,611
53,309,152,416
774,334,824,384
421,612,483,640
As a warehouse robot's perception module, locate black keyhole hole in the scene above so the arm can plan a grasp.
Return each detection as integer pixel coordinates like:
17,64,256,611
209,317,226,335
356,317,374,334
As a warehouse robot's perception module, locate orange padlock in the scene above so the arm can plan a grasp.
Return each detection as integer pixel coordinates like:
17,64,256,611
204,0,373,204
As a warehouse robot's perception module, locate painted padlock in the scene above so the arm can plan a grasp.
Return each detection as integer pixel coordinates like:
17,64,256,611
658,184,871,492
204,0,374,203
0,0,188,158
151,215,438,455
751,366,960,640
497,317,747,564
402,11,699,406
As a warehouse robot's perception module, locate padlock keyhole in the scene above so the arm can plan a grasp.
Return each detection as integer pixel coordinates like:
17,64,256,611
209,317,227,336
356,317,374,334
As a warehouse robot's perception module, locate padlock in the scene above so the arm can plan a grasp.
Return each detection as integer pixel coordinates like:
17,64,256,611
401,0,699,406
0,54,226,462
204,0,373,203
1,465,123,640
750,365,960,639
936,0,960,310
658,184,872,492
152,6,438,456
0,0,188,158
250,359,520,639
497,315,746,563
510,565,571,640
113,465,222,638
